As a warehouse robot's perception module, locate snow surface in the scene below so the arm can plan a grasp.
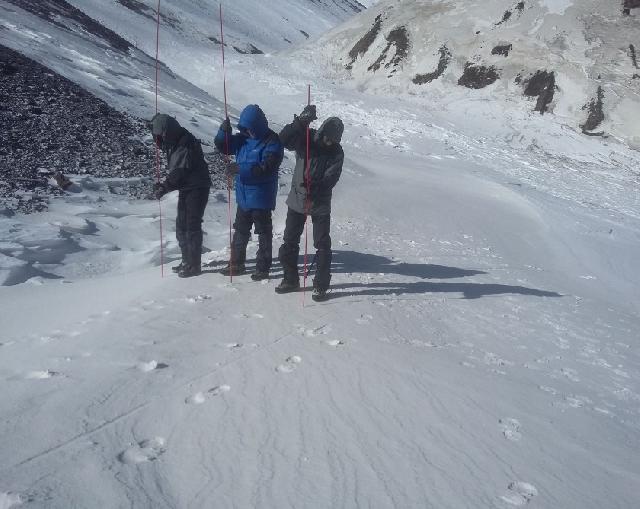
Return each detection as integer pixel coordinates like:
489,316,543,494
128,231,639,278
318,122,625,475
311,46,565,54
1,1,640,508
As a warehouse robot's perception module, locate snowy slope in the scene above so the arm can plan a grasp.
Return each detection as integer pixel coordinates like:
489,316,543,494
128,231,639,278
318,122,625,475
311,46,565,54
312,0,640,147
1,1,640,508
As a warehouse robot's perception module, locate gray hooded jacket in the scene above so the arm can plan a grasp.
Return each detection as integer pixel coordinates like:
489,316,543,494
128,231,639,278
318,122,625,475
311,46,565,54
151,114,211,191
279,117,344,216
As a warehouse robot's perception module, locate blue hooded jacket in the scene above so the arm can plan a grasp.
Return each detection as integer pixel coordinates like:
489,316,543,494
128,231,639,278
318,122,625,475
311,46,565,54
214,105,283,211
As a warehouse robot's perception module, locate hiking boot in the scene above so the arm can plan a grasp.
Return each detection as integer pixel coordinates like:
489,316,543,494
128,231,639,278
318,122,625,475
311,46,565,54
251,270,270,281
220,263,246,276
311,287,329,302
275,279,300,294
178,264,201,278
172,262,185,273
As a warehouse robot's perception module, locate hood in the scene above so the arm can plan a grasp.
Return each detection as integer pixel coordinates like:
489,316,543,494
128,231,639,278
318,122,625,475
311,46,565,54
315,117,344,144
151,113,183,148
237,104,269,139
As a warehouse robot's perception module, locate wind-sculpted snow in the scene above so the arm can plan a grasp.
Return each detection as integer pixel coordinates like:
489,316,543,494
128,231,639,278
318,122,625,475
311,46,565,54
1,0,640,507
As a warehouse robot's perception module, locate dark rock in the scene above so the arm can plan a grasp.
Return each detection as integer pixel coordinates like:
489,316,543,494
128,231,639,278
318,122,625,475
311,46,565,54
368,26,409,74
523,70,556,114
581,86,605,133
630,44,638,69
458,63,500,89
492,44,513,57
348,14,383,68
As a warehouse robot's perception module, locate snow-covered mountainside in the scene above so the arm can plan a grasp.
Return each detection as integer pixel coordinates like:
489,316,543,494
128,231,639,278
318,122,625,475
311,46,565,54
1,0,640,508
314,0,640,147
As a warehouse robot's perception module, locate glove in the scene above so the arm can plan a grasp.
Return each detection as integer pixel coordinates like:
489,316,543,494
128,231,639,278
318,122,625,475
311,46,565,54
297,104,317,126
226,162,239,176
220,117,232,133
153,182,168,199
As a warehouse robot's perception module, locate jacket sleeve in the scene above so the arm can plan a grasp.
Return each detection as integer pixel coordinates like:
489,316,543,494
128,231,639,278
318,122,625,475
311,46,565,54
165,146,190,190
251,138,284,178
314,151,344,193
214,129,244,156
278,118,309,155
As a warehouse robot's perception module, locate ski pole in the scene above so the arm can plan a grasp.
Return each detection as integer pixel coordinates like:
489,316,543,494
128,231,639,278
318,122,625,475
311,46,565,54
219,2,233,282
154,0,165,277
302,84,311,306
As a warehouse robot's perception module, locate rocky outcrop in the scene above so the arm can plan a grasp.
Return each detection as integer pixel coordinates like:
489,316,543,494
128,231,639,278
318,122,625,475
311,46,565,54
367,26,409,74
458,63,500,89
522,70,556,114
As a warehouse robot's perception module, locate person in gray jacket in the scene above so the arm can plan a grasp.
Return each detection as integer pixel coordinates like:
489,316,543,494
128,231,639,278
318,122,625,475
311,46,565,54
151,113,211,278
276,105,344,301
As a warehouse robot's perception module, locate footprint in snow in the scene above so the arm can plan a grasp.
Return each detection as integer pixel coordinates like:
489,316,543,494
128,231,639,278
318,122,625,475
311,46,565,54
118,437,166,465
234,313,264,319
136,361,168,373
499,418,522,442
325,339,344,348
25,370,61,380
186,294,212,303
560,368,580,382
356,314,373,325
276,356,302,373
185,385,231,404
501,481,538,506
0,492,23,508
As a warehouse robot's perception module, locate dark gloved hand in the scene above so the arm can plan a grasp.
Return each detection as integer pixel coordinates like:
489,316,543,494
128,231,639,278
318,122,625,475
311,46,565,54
153,182,168,199
220,117,232,133
297,104,317,126
226,162,240,176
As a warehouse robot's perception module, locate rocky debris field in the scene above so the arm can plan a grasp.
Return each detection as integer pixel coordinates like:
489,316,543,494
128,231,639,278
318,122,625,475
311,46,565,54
0,45,226,215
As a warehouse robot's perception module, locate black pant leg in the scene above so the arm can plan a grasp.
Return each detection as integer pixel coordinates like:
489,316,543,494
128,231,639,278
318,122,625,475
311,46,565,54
184,188,209,268
252,209,273,272
312,214,332,290
278,207,306,282
232,207,253,265
176,191,188,263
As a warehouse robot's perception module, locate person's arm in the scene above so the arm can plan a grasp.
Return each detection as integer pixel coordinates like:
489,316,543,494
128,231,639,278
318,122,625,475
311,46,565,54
214,118,243,155
279,105,317,153
250,137,284,179
278,119,306,153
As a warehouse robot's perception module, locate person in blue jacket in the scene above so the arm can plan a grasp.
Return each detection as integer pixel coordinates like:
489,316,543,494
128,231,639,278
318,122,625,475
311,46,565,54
214,105,284,280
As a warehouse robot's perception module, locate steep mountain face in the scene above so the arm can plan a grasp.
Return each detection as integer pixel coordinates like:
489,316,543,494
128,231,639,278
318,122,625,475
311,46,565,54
66,0,366,56
315,0,640,147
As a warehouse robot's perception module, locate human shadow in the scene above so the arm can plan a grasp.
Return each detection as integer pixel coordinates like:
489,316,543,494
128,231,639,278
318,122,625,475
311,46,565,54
323,250,561,301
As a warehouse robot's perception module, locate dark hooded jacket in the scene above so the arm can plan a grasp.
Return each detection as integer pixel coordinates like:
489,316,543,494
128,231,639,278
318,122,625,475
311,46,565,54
151,114,211,191
279,117,344,216
214,105,283,211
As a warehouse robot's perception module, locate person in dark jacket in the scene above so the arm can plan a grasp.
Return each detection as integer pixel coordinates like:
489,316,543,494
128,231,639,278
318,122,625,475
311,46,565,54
214,104,284,280
276,105,344,302
151,113,211,278
623,0,640,14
